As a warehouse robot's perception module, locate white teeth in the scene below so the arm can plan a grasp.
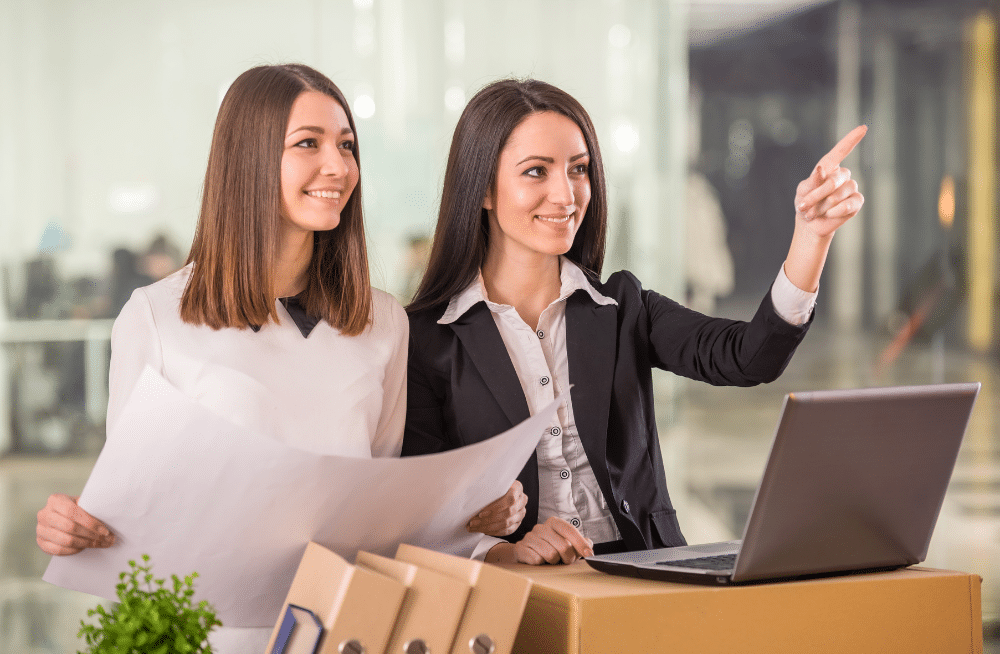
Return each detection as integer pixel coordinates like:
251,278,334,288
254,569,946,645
537,214,572,223
306,190,341,199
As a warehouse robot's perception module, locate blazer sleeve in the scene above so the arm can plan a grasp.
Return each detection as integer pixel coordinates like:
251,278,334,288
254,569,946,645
625,273,810,386
401,312,450,456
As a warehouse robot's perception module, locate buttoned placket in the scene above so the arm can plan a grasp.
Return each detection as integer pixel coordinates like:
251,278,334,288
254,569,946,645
487,295,620,544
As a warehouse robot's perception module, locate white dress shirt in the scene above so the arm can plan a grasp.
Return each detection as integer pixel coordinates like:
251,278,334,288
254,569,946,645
108,265,408,652
440,259,816,559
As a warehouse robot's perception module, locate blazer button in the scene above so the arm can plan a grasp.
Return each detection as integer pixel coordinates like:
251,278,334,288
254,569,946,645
559,469,570,479
540,376,550,386
621,499,630,514
550,426,562,437
537,329,545,339
570,517,581,528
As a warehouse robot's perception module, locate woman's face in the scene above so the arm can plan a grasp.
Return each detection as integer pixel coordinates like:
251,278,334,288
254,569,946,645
280,90,359,237
485,111,591,262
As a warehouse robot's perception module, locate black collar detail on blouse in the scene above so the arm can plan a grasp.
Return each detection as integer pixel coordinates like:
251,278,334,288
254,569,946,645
250,295,320,338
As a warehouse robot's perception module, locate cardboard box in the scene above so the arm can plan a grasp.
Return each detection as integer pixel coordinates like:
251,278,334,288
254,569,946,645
503,562,983,654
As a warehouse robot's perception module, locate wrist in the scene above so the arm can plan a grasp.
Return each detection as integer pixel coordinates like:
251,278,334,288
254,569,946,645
485,541,516,564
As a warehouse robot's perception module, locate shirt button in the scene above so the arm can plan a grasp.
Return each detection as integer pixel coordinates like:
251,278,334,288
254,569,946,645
621,499,630,514
551,426,562,437
540,376,550,386
559,469,570,479
537,330,545,339
570,518,582,528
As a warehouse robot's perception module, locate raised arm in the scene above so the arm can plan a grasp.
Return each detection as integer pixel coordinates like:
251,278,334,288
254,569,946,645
784,125,867,293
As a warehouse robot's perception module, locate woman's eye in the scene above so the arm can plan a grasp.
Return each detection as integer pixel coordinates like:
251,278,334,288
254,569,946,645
340,140,356,152
524,166,545,178
572,163,589,175
294,138,318,148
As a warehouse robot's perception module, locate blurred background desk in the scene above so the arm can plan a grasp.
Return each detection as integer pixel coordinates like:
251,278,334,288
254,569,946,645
0,319,114,456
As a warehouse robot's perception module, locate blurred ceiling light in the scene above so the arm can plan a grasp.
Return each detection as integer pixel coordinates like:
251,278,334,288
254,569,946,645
444,86,466,112
939,175,955,229
445,19,465,65
770,117,799,146
613,123,640,153
352,0,374,9
608,24,632,48
353,94,376,119
725,119,755,181
108,184,159,214
724,152,753,180
728,118,754,150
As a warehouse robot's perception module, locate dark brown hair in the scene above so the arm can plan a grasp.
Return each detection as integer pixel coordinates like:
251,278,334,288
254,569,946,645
407,78,607,313
181,63,371,335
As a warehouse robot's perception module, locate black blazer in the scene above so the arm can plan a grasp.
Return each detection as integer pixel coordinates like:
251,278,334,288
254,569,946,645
402,270,811,551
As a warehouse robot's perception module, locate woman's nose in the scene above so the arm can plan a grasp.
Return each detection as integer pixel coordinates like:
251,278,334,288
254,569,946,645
547,171,574,206
320,146,349,178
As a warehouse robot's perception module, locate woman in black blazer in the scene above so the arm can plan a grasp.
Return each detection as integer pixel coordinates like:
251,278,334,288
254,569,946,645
404,79,866,565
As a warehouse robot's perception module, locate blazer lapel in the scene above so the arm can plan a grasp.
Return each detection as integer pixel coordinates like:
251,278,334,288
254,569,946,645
565,293,618,501
448,302,531,429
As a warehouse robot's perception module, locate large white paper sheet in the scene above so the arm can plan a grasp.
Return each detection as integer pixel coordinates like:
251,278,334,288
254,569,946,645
44,367,556,626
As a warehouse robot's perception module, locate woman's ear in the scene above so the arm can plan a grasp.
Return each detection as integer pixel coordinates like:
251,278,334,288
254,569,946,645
482,192,494,211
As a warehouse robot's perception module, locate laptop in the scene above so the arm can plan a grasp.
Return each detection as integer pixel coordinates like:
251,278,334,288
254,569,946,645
586,382,980,585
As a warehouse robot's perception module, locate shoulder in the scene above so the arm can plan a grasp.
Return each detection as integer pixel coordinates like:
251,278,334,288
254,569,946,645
369,287,408,340
406,303,449,334
113,265,190,333
404,304,457,370
592,269,644,304
131,264,190,313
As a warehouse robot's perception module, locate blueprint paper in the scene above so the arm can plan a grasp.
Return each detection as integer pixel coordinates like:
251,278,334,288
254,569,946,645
44,366,555,626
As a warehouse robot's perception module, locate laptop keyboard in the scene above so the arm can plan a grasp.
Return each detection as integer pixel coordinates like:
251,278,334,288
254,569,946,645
656,553,737,571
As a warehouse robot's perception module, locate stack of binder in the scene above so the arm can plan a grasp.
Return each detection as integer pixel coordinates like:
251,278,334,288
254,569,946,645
264,542,406,654
265,542,533,654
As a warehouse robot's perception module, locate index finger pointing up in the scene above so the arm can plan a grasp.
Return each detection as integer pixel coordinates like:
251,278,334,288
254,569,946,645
817,125,867,176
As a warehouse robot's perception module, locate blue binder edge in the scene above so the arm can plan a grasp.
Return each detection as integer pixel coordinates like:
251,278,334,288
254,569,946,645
270,603,324,654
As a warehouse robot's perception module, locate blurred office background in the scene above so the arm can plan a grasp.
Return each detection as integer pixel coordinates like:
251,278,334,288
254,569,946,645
2,0,999,649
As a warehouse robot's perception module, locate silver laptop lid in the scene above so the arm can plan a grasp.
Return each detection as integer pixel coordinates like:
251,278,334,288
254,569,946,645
732,382,979,583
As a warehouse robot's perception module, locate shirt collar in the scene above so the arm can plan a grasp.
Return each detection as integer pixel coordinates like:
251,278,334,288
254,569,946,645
437,256,617,325
250,295,320,338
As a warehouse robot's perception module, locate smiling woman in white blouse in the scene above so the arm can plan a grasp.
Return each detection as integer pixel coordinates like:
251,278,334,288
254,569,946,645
403,78,866,566
32,64,513,653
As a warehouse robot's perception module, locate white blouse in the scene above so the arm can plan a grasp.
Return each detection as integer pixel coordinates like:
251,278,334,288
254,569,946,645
441,259,816,558
107,265,408,651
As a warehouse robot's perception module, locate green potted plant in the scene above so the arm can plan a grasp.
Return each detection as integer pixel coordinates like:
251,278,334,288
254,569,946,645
77,554,222,654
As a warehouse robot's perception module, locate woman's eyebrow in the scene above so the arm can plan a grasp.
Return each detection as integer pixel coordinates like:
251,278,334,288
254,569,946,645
286,126,354,137
515,152,589,166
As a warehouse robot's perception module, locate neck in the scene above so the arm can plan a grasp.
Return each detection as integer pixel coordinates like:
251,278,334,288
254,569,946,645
482,244,561,330
274,230,314,298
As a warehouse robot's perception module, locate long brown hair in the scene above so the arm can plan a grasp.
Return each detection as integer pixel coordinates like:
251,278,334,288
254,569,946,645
181,64,371,336
407,78,607,314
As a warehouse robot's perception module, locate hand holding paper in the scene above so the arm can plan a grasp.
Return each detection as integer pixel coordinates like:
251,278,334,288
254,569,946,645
44,367,559,626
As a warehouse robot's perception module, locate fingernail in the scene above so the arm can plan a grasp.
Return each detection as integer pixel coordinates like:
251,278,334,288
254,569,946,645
98,527,110,538
797,203,807,212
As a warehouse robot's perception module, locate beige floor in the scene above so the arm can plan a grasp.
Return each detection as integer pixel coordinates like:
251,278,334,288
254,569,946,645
1,323,998,652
